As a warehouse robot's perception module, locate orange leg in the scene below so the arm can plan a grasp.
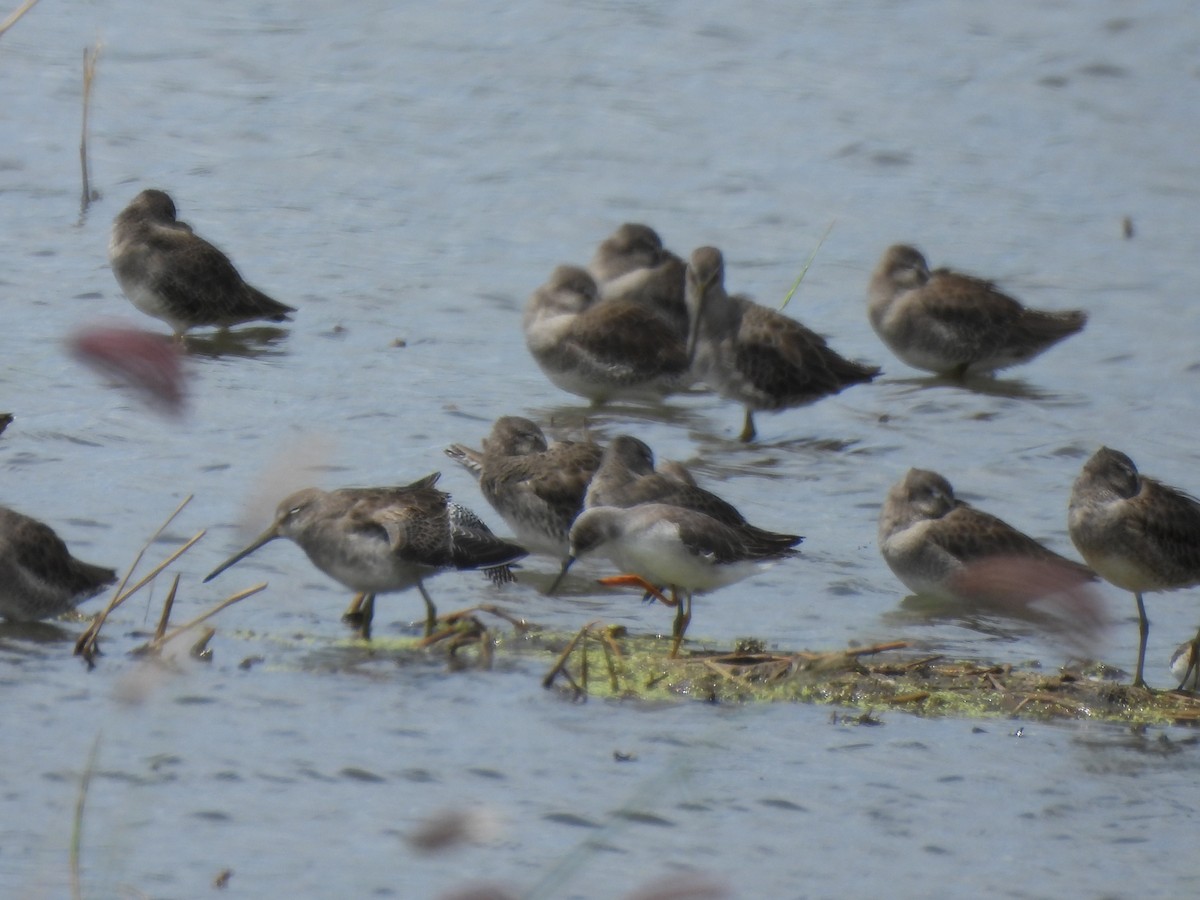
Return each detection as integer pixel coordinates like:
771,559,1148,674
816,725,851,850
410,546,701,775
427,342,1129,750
596,574,674,606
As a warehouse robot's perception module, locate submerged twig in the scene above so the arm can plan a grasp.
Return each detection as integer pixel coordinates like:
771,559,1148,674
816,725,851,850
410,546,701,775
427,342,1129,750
779,219,836,311
541,621,629,697
542,620,601,691
0,0,41,39
80,42,102,215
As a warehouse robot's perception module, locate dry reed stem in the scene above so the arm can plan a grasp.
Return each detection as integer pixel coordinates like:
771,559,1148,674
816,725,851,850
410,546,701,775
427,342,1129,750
153,573,180,642
75,527,205,660
541,620,601,689
0,0,41,38
80,43,101,213
107,494,193,602
135,583,267,655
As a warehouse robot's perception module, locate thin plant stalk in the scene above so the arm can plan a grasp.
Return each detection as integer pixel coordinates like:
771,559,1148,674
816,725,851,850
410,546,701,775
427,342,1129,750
779,219,836,311
76,528,205,659
69,733,102,900
0,0,41,39
80,43,102,214
139,583,267,654
109,494,193,603
153,573,181,642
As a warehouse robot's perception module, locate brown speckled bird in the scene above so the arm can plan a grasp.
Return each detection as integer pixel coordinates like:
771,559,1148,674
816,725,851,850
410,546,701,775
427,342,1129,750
867,244,1086,377
109,189,295,339
204,473,526,639
685,246,880,442
523,265,693,403
446,416,604,557
1069,447,1200,688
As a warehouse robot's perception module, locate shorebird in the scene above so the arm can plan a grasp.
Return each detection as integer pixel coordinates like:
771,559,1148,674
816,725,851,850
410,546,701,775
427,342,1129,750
523,265,692,403
867,244,1087,377
0,505,115,622
109,189,295,339
1068,447,1200,688
589,223,689,339
584,435,801,551
445,416,604,557
685,246,880,442
557,503,799,656
589,223,673,283
204,473,527,639
879,468,1093,606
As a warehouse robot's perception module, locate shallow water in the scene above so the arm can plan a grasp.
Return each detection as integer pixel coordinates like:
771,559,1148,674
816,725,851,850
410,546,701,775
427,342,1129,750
2,0,1199,896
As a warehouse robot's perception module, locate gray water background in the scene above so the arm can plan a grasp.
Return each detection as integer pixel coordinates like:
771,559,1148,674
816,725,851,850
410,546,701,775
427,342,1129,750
2,0,1199,896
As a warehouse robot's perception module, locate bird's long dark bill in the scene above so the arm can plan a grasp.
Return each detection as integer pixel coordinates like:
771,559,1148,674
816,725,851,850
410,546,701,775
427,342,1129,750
203,526,279,583
685,290,707,365
546,555,576,595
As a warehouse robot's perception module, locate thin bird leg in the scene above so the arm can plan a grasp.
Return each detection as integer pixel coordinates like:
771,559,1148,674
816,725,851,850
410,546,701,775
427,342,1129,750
417,580,437,637
358,594,375,640
738,408,757,443
343,592,364,619
1133,592,1150,689
670,589,691,658
343,592,367,621
596,573,674,605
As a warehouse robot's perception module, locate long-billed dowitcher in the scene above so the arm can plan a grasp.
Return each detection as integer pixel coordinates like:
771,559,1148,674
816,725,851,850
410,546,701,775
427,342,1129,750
0,505,115,621
445,416,603,557
879,468,1093,605
867,244,1087,377
204,473,527,639
557,503,799,656
685,246,880,442
1068,447,1200,688
589,223,673,283
584,435,802,551
589,224,689,340
109,189,295,339
523,265,692,403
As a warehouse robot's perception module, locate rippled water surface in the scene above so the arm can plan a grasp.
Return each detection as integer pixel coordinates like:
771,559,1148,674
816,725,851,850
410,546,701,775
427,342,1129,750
3,1,1199,896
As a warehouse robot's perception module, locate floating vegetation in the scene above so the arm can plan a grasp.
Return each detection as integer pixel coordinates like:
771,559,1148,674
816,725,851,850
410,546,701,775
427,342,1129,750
536,627,1200,726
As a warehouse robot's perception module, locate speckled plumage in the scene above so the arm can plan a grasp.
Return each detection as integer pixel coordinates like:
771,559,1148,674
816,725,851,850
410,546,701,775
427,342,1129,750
589,223,672,283
867,244,1086,376
523,265,692,403
446,416,603,557
879,468,1091,602
109,189,295,338
0,505,115,621
589,224,689,339
204,473,526,638
685,246,879,442
1068,447,1200,687
584,435,801,552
